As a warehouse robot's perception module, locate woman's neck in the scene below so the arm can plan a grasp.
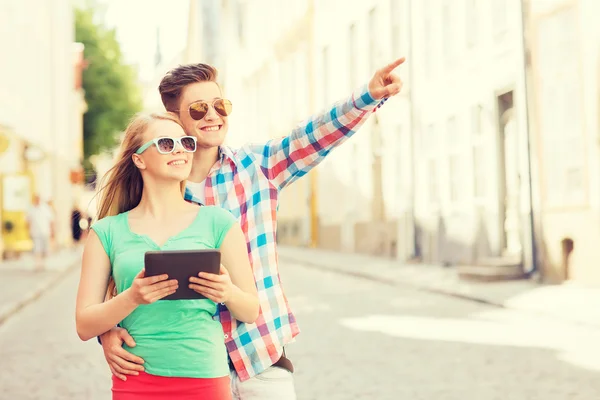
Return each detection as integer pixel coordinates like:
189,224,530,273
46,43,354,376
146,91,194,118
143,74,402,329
134,179,187,220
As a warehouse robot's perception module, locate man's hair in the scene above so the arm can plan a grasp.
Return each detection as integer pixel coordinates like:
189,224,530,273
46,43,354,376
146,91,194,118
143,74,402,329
158,63,218,113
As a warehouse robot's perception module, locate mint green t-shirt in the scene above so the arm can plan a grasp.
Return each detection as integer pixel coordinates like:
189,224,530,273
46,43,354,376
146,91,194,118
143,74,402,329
91,206,237,378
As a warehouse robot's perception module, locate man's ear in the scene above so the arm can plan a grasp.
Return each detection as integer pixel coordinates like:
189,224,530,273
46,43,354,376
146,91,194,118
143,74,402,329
132,154,146,170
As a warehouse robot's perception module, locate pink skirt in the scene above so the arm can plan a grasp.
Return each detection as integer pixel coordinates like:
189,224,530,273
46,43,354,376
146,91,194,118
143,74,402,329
112,372,231,400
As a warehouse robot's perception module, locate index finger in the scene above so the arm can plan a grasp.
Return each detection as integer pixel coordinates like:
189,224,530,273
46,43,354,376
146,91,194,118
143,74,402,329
381,57,406,74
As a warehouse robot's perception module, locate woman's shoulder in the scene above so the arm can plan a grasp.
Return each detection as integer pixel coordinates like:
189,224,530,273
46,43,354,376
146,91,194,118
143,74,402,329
91,212,127,232
200,206,237,221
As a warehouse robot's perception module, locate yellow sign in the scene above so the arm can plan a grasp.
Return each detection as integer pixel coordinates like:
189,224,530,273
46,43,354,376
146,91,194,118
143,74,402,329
0,131,9,155
1,173,34,253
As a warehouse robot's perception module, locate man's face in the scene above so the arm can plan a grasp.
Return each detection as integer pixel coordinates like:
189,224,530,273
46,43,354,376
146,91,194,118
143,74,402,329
178,81,229,149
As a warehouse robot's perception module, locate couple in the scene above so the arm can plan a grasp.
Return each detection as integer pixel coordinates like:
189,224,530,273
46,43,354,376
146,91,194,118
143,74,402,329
75,57,404,399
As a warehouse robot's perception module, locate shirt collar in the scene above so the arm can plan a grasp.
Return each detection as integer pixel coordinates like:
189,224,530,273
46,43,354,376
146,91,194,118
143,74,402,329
218,146,238,166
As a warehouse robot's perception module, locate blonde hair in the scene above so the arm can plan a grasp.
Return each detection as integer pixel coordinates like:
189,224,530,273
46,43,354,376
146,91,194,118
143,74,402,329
95,112,186,298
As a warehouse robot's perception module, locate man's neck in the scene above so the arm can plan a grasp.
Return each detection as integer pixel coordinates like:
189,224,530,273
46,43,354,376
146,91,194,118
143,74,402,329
187,146,220,183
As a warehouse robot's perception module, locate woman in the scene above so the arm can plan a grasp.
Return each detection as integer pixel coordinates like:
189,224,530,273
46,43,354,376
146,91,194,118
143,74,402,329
75,112,258,400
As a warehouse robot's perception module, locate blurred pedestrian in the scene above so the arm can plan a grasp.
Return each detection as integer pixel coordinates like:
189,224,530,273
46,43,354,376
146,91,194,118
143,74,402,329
46,199,56,250
26,195,54,271
71,208,83,243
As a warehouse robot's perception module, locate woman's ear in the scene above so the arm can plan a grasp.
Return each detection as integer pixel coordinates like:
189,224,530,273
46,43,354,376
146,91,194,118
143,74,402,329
132,154,146,170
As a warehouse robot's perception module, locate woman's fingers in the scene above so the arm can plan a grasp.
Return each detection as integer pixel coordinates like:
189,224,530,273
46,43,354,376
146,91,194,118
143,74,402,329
109,354,143,374
189,277,221,289
109,365,127,381
149,286,178,302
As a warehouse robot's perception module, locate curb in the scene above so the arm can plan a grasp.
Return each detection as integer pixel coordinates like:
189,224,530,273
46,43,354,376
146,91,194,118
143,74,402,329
0,262,79,326
280,254,600,330
280,255,507,308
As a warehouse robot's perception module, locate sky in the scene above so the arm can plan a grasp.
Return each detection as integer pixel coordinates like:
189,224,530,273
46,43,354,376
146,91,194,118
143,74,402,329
98,0,189,82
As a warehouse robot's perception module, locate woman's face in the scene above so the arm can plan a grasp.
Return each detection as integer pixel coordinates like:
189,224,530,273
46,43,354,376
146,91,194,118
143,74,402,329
134,119,194,182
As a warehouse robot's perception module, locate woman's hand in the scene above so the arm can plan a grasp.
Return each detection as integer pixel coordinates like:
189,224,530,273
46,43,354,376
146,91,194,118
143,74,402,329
189,264,236,303
125,269,179,305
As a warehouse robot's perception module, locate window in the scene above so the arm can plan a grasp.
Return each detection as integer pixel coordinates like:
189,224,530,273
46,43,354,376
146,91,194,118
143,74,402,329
428,159,439,203
492,0,508,38
390,0,402,55
422,123,436,152
472,146,486,197
322,47,330,105
442,1,452,64
424,124,439,204
236,1,245,45
471,105,486,198
348,23,357,89
368,7,378,71
422,0,433,76
537,7,585,207
471,104,484,135
442,2,454,65
447,116,460,143
465,0,477,48
449,154,461,202
447,116,465,203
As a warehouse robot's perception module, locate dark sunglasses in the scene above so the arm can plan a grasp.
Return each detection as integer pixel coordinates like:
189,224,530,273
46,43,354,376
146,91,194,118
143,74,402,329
187,99,233,121
136,136,197,155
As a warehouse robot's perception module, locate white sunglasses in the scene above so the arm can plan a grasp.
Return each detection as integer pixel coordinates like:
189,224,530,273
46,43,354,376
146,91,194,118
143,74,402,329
136,136,197,155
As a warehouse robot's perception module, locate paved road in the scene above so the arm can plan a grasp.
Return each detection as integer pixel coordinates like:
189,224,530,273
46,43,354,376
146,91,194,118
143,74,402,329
1,260,599,399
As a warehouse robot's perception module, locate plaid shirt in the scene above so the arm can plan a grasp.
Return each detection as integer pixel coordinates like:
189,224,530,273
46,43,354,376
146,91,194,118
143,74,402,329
184,84,382,381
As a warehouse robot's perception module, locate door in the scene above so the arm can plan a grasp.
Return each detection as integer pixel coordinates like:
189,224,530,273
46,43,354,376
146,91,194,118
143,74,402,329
501,110,522,256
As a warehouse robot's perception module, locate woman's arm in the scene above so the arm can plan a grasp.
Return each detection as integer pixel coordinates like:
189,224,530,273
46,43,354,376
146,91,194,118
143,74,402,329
76,231,138,341
220,225,259,323
190,224,259,323
75,231,178,341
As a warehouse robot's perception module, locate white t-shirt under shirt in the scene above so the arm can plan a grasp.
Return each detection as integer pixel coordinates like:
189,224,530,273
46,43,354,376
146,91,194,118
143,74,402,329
186,180,206,205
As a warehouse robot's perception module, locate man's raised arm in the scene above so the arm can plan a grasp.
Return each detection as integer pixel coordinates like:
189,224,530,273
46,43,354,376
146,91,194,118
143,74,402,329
255,58,405,190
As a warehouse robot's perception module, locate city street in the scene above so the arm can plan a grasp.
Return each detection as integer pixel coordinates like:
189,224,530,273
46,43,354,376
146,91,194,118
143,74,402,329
1,260,599,399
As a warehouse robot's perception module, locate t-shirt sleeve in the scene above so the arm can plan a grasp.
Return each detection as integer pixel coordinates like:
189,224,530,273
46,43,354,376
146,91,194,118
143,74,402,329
211,207,239,248
91,217,112,259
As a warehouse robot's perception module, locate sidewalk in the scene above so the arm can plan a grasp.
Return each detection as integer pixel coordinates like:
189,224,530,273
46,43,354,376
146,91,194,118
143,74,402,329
278,246,600,328
0,246,83,324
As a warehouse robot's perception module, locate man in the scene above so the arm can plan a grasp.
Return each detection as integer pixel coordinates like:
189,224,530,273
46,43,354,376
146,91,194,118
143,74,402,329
26,195,54,271
99,57,404,399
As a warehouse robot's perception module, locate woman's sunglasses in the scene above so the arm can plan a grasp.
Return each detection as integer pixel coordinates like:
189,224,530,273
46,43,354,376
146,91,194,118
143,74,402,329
136,136,197,155
188,99,233,121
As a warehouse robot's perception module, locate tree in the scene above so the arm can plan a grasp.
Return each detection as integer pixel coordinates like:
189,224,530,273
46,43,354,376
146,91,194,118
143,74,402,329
75,6,142,164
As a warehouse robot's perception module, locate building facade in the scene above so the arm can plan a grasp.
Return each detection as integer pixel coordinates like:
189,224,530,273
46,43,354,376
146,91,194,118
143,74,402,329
528,0,600,283
191,0,600,285
0,0,85,257
408,0,535,275
215,0,410,254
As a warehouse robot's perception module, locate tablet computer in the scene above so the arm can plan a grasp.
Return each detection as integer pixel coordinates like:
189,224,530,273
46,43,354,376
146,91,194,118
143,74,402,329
144,249,221,300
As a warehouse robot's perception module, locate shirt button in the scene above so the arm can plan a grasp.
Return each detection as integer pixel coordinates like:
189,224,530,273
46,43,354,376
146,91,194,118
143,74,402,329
220,302,225,305
224,334,229,339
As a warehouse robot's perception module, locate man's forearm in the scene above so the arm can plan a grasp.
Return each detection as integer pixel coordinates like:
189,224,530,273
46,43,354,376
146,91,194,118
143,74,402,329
77,290,137,341
258,84,381,190
224,286,259,324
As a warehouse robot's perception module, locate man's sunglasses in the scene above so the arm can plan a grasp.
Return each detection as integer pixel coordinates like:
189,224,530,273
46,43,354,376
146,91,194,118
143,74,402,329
136,136,197,155
187,99,233,121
